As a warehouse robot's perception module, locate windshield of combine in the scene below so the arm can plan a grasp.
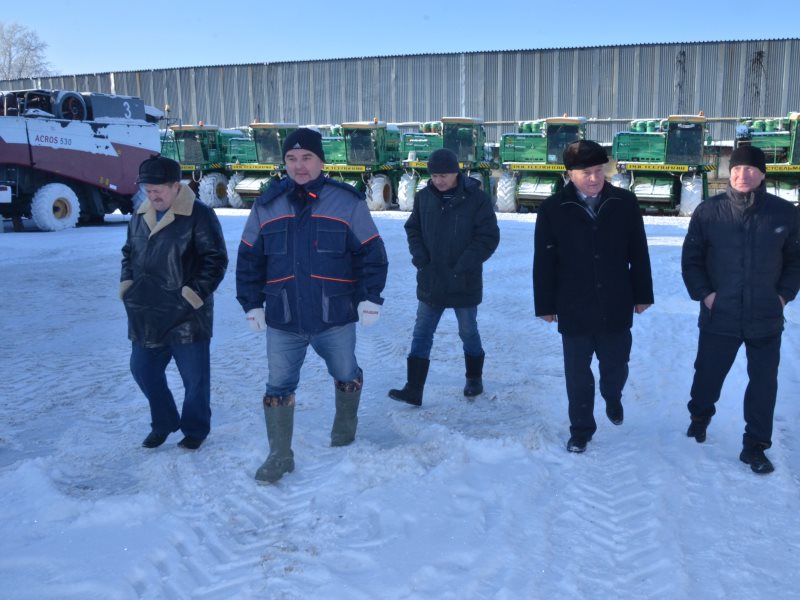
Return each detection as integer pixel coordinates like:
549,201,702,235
546,125,581,164
176,131,207,163
666,123,704,165
444,126,476,162
254,129,282,163
347,130,376,164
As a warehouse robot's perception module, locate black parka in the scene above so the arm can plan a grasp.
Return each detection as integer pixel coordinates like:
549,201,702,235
120,185,228,347
533,181,654,335
681,184,800,338
405,175,499,308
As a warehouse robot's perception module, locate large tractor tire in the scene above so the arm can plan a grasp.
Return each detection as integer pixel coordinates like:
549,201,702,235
366,175,391,211
495,172,518,213
226,173,246,209
397,173,417,211
30,183,81,231
199,173,229,208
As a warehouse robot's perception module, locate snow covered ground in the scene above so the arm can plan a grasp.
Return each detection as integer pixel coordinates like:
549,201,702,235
1,209,799,599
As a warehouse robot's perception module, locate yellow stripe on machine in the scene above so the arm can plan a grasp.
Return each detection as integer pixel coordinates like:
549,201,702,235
621,163,691,172
505,163,567,171
228,164,279,170
323,165,366,172
767,165,800,172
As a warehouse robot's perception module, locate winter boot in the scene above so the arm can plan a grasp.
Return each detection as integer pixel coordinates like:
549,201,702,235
687,415,711,443
331,371,363,447
463,353,485,397
255,395,295,484
605,400,624,426
739,445,774,474
388,356,430,407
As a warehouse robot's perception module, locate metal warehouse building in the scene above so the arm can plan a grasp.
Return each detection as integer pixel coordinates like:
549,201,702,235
2,38,799,142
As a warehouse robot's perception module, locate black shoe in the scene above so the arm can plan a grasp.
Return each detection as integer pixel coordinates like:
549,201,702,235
142,431,169,448
177,436,204,450
463,378,483,397
388,386,422,407
687,416,711,443
739,447,774,474
567,436,591,453
606,402,624,426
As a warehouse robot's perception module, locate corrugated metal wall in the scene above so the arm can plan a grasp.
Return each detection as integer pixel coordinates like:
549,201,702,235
3,39,799,143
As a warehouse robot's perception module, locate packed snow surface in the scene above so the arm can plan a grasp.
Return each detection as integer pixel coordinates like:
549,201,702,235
1,210,799,599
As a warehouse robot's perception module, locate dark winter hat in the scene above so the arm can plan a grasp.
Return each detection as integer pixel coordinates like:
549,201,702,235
563,140,609,170
137,156,181,184
427,148,460,174
282,128,325,162
729,145,767,174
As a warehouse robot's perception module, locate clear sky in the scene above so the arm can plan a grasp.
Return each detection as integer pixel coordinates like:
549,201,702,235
5,0,799,75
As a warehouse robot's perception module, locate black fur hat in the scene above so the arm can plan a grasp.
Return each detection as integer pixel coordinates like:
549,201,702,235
563,140,609,170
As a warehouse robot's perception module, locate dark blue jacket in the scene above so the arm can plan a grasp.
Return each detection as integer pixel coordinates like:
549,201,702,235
405,175,499,308
533,181,654,335
682,184,800,338
236,175,388,334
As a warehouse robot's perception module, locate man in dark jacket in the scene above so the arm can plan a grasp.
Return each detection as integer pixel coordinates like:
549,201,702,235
682,145,800,474
121,156,228,450
389,148,500,406
534,140,654,453
236,128,388,484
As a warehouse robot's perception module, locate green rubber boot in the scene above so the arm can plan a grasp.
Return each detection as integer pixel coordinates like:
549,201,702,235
255,395,295,484
331,371,363,447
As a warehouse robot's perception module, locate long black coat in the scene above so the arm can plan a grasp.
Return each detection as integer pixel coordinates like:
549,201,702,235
681,184,800,338
405,175,499,308
121,185,228,347
533,181,654,335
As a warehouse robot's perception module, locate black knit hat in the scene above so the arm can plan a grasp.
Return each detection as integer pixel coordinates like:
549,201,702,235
563,140,609,170
427,148,460,174
137,156,181,184
729,145,767,174
282,128,325,162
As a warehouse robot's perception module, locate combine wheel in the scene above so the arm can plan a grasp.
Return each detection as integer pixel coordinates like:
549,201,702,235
30,183,81,231
366,175,391,211
199,172,229,208
227,173,246,209
397,173,418,211
495,172,517,213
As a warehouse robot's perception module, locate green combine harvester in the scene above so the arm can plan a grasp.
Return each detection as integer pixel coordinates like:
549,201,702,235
322,120,401,211
496,116,587,212
396,121,443,210
611,114,712,215
734,112,800,204
160,123,251,207
225,122,298,208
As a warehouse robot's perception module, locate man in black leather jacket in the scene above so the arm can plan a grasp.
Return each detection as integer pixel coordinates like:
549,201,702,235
389,148,499,406
682,145,800,474
121,157,228,451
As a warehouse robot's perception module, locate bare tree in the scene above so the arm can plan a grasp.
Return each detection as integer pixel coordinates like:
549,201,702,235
0,21,54,80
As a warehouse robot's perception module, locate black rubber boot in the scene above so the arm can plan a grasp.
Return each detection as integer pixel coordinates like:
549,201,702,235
331,371,363,447
463,353,485,397
739,445,774,474
255,395,295,484
388,357,430,406
687,415,711,443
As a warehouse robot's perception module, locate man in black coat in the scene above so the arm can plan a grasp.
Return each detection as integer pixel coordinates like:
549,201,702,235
682,145,800,474
534,140,654,453
121,156,228,450
389,148,500,406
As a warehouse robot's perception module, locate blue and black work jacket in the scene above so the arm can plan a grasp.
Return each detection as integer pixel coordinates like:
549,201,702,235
236,174,388,334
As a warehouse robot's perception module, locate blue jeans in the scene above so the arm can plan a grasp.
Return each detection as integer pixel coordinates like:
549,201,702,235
130,340,211,440
409,301,484,360
266,324,360,396
562,330,632,439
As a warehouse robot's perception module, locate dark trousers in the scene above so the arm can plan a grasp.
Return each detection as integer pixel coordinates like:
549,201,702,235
688,330,781,449
562,330,632,438
130,340,212,440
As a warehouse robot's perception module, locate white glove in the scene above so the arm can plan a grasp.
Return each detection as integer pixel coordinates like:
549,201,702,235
246,308,266,332
357,300,381,327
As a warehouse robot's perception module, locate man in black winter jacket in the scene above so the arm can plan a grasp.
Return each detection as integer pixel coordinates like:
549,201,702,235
682,145,800,474
534,140,654,453
121,156,228,451
389,148,500,406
